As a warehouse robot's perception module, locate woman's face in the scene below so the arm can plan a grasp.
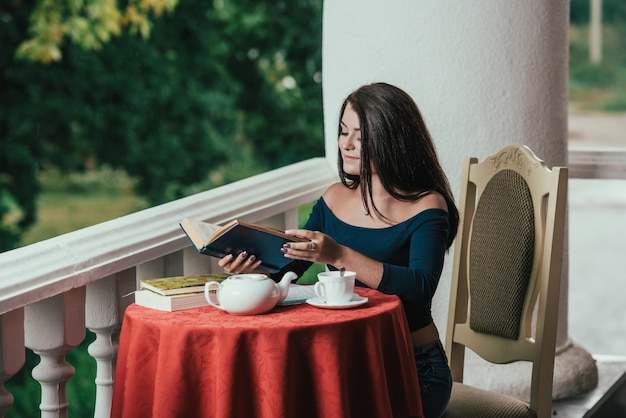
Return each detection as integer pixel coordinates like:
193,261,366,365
339,103,362,176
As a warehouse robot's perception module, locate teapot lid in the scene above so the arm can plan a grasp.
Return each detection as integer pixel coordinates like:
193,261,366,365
229,274,267,282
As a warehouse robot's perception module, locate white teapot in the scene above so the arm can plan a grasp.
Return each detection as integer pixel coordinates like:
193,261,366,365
204,271,298,315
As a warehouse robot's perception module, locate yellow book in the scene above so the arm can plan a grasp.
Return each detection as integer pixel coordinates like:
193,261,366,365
139,273,228,296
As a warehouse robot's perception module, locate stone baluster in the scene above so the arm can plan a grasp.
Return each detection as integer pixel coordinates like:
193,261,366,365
0,309,25,417
86,271,135,418
25,287,86,418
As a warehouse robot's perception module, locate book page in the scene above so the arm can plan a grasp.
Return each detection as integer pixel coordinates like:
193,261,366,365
180,218,224,248
193,219,222,240
237,220,308,242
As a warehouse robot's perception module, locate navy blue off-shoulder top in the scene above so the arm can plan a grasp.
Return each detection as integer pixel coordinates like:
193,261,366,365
273,197,450,332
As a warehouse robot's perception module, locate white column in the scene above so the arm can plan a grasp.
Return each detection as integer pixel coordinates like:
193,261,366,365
590,0,603,64
25,287,86,418
86,271,136,418
0,309,25,417
322,0,596,399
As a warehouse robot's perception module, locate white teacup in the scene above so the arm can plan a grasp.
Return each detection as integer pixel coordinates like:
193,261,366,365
314,270,356,304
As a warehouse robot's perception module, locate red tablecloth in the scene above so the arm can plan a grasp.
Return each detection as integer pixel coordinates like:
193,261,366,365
111,287,423,418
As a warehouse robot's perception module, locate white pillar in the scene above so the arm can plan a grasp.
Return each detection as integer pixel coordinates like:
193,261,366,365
86,272,135,418
590,0,603,64
25,287,86,418
322,0,596,400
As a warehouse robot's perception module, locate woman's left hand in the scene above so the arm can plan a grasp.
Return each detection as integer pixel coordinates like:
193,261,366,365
282,229,343,266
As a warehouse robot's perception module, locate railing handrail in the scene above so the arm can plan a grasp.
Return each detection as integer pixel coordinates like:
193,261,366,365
0,157,338,315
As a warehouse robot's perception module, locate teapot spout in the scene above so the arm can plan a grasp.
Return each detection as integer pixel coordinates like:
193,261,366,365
277,271,298,302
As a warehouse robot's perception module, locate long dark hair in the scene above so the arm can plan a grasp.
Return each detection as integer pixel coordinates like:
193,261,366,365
337,82,459,247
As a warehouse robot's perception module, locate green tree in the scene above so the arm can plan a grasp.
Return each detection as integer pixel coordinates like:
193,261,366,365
15,0,178,63
570,0,626,24
0,0,324,252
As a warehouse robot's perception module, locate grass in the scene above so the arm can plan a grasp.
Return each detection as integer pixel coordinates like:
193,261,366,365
20,167,149,246
21,192,147,244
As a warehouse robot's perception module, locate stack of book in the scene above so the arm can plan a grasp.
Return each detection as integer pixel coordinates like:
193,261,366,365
135,273,317,312
135,273,229,312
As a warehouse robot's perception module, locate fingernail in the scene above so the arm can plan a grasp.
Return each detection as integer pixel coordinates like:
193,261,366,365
249,255,256,262
280,248,288,253
240,251,248,258
283,243,291,249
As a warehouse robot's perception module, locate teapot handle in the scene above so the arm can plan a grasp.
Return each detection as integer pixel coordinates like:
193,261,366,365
205,281,226,310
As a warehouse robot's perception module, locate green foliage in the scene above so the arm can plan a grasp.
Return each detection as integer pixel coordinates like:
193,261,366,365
0,139,40,250
0,0,324,251
15,0,178,63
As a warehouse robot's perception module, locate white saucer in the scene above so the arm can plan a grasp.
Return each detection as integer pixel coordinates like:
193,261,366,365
306,294,368,310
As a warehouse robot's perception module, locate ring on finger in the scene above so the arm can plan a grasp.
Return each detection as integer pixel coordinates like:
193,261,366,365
309,241,317,251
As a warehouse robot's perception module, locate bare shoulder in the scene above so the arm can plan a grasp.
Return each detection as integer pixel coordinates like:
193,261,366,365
400,192,448,221
419,191,448,212
322,182,350,204
388,192,447,223
322,182,360,216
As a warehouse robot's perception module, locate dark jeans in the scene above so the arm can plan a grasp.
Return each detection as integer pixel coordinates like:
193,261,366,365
414,340,452,418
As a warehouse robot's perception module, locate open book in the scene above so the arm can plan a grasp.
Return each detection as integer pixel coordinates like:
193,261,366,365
179,218,307,273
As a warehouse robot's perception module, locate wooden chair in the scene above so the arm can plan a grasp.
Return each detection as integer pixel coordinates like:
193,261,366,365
443,144,568,418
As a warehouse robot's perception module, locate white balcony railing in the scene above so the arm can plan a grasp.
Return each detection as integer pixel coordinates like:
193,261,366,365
0,157,337,418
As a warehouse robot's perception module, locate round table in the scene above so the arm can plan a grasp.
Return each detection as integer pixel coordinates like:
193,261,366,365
111,287,423,418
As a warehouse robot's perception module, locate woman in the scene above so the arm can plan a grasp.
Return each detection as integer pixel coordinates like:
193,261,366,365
220,82,459,418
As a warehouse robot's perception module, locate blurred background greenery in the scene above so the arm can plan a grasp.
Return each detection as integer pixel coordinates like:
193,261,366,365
2,0,625,416
570,0,626,111
1,0,325,252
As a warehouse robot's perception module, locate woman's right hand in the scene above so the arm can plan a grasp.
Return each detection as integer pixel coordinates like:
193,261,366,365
218,251,263,274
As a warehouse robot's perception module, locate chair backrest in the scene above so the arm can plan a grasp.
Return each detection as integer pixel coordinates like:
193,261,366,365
445,144,568,416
